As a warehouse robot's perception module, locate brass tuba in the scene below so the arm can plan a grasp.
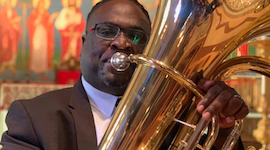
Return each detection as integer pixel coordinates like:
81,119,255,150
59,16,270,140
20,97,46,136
99,0,270,149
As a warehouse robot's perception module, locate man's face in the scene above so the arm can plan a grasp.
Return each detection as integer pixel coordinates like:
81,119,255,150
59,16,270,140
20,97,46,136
80,0,151,96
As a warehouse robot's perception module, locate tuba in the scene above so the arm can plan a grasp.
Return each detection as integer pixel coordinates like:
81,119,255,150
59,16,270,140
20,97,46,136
100,0,270,149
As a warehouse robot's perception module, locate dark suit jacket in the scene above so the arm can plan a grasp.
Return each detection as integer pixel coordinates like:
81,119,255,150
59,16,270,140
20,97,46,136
1,78,244,150
1,79,98,150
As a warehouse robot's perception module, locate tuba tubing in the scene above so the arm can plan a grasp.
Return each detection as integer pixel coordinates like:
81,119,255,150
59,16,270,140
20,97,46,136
100,0,270,149
109,52,242,150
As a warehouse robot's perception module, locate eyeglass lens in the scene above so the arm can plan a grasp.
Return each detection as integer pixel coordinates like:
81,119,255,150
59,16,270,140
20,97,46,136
95,24,148,45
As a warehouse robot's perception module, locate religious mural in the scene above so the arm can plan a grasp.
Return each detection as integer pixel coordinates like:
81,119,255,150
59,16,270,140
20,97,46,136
0,0,21,73
0,0,158,83
55,0,85,63
27,0,55,74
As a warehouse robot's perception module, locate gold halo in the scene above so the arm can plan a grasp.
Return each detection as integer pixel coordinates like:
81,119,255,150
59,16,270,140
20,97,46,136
0,0,5,6
11,0,17,8
0,0,18,8
92,0,101,6
62,0,82,8
32,0,51,9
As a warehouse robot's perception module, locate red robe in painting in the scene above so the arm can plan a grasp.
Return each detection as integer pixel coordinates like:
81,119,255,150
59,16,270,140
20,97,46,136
27,8,54,73
236,43,249,56
0,7,21,64
55,8,85,63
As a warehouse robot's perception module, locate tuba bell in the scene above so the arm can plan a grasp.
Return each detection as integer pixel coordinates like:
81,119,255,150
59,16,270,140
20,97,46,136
99,0,270,149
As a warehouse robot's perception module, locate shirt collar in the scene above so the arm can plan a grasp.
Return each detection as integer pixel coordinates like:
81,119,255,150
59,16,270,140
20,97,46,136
82,76,119,117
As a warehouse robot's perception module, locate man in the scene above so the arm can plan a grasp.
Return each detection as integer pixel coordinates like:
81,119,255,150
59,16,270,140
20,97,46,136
55,0,85,63
27,0,56,73
0,0,21,73
1,0,248,150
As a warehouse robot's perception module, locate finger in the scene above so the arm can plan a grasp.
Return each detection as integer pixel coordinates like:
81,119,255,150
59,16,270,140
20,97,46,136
221,95,244,117
219,116,236,128
201,89,233,120
203,81,226,101
189,71,203,84
197,79,215,92
197,81,226,113
233,103,249,119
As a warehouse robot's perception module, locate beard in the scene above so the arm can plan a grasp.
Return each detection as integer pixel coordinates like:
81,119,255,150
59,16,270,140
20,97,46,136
81,60,136,95
98,68,132,89
99,63,137,89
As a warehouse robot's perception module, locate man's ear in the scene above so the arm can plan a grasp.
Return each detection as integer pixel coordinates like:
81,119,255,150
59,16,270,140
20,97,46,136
82,35,86,46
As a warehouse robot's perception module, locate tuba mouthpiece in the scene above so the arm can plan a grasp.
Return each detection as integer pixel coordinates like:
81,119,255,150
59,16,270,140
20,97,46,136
110,52,130,71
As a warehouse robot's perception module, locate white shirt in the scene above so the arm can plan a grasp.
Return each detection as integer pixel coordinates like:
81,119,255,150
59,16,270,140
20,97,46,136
81,76,120,145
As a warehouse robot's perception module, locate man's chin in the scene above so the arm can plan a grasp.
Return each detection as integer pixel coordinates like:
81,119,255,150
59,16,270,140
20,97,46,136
102,75,129,89
105,81,128,89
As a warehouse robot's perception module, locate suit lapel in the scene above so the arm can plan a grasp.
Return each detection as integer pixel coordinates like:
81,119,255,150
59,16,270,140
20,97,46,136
69,78,98,150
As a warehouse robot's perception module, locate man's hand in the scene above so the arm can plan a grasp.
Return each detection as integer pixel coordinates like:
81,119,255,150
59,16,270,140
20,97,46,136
196,79,249,128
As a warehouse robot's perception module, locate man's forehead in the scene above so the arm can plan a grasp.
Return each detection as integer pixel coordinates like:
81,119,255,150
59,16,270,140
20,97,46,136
89,0,151,32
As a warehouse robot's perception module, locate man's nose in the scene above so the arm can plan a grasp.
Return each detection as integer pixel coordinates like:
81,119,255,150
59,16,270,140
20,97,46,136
110,32,132,50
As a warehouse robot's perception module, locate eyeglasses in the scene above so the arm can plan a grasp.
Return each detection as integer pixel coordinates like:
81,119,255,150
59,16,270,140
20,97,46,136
87,23,149,46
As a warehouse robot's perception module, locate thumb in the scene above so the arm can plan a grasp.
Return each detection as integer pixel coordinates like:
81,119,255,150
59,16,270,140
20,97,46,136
219,116,235,129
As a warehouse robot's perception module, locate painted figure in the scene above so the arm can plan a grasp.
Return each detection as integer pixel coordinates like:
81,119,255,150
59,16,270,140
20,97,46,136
0,0,21,73
55,0,85,63
27,0,57,73
236,43,249,56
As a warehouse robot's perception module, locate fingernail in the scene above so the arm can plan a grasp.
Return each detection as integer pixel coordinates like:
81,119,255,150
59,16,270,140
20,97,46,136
226,116,235,123
220,113,226,118
197,105,205,113
203,112,211,120
204,80,213,87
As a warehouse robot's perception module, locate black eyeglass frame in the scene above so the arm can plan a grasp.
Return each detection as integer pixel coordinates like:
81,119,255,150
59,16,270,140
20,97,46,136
86,23,150,46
